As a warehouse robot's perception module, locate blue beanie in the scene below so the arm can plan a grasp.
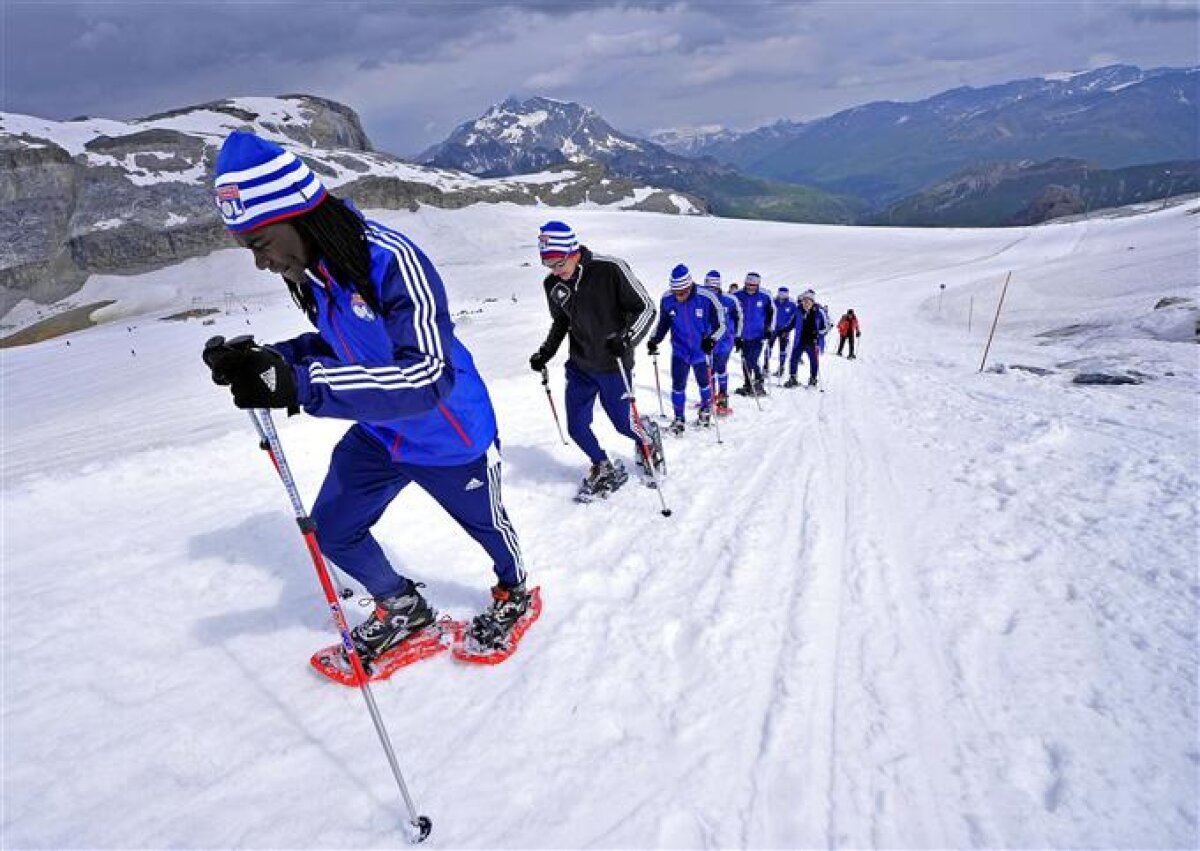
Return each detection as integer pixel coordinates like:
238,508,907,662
538,221,579,257
669,263,693,291
213,131,327,233
704,269,721,287
777,286,790,297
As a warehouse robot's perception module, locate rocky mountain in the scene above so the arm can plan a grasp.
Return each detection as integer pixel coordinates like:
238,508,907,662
872,158,1198,227
645,125,738,157
688,64,1199,206
0,96,702,315
419,96,861,225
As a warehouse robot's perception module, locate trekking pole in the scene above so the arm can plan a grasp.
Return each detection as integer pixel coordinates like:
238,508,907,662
539,368,568,445
615,361,673,518
247,410,433,844
246,409,356,602
979,271,1013,373
652,353,666,418
706,353,723,445
740,352,763,412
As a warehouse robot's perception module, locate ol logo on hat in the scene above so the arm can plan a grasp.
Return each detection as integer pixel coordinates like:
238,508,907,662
216,185,244,219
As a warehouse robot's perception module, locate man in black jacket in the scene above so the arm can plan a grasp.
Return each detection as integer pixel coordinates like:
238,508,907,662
529,220,658,499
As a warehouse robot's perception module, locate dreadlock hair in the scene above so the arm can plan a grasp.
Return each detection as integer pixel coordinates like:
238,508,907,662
287,194,381,318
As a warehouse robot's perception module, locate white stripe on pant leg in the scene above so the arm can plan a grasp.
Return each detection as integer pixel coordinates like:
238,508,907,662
487,461,525,583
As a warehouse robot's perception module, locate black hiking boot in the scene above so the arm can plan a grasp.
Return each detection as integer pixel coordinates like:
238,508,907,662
351,586,436,662
576,458,629,502
466,583,533,652
784,375,799,388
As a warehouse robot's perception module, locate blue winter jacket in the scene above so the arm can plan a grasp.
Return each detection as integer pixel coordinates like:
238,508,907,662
709,287,742,350
733,288,776,341
649,287,726,364
773,299,798,335
272,219,497,466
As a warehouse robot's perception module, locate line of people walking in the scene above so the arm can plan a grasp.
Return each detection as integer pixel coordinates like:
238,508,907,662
529,219,864,501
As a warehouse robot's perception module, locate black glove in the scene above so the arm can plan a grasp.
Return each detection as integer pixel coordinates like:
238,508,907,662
529,350,549,372
229,346,297,410
857,332,862,338
700,336,715,354
734,337,744,352
646,340,659,357
204,336,297,409
203,334,256,385
605,330,632,357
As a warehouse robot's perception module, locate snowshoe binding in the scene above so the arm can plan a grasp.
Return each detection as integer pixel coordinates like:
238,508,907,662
695,407,713,428
783,376,800,388
667,417,687,436
574,458,629,503
310,587,455,685
453,584,543,665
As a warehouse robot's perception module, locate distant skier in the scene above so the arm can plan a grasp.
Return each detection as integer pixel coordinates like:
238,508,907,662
837,309,862,358
202,131,532,662
732,272,775,396
703,270,742,416
646,264,726,434
768,286,797,377
785,289,829,388
528,220,660,498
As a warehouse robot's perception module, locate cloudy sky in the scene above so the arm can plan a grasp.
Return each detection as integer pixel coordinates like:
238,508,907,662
4,1,1197,156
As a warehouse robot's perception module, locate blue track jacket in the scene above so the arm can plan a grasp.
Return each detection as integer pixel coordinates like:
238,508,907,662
273,219,497,466
711,288,742,349
649,287,726,364
774,299,798,335
733,288,775,341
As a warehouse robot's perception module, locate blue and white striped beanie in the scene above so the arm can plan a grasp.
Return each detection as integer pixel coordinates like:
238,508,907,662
213,131,328,234
669,263,693,291
538,220,580,258
800,288,817,301
745,272,762,287
704,269,722,288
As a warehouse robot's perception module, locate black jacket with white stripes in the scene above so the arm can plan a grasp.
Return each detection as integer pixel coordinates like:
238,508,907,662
534,246,656,374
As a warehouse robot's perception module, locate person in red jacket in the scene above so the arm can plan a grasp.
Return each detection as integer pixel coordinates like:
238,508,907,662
836,309,861,358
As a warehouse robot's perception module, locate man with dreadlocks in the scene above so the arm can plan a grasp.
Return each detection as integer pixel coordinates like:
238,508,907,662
202,131,537,666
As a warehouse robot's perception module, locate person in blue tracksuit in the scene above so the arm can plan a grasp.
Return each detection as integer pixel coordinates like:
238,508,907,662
202,131,530,662
703,270,741,414
786,288,830,388
732,272,775,396
768,287,797,377
646,264,726,434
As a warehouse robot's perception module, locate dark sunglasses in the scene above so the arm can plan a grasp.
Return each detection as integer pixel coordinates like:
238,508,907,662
542,256,570,271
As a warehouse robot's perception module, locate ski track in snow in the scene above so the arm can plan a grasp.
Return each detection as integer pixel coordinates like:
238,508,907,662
2,202,1198,849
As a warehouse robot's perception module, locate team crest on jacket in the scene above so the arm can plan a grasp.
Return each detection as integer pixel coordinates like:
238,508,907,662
215,185,244,218
350,293,376,321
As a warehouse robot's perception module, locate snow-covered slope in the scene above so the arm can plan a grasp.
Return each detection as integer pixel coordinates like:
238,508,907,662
2,200,1197,848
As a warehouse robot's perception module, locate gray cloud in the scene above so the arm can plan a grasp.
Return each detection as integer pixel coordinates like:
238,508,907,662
3,1,1196,155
